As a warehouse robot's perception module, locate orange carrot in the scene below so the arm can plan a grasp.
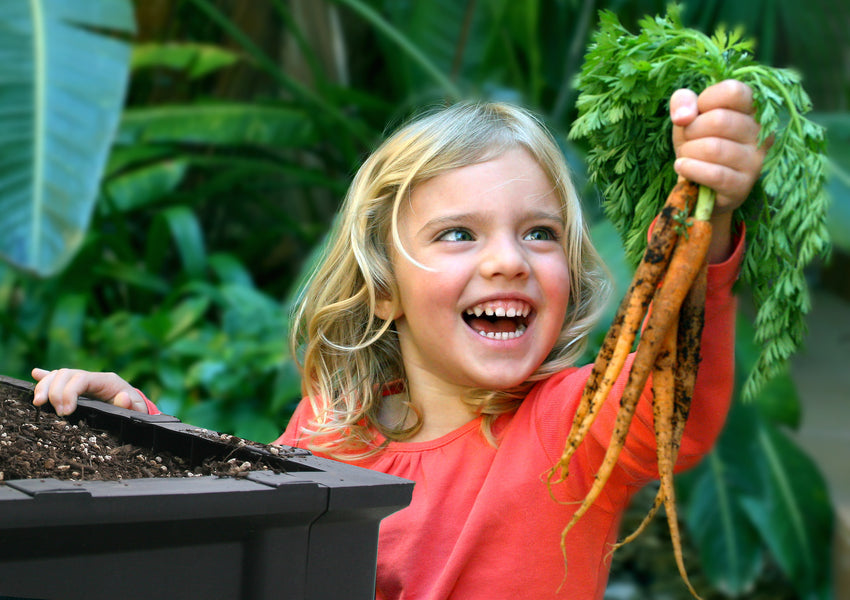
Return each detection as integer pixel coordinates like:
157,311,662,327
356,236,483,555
674,261,708,439
548,180,699,485
664,261,709,600
558,217,713,556
607,260,708,597
610,314,679,553
655,316,703,599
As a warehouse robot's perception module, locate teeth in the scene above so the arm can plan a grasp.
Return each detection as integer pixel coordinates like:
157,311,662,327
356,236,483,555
476,324,528,340
464,301,532,318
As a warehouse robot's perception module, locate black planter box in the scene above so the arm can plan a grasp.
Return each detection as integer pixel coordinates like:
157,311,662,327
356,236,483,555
0,376,413,600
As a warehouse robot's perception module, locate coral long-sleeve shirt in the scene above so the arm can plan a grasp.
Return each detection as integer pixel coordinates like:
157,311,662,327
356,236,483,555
277,234,743,600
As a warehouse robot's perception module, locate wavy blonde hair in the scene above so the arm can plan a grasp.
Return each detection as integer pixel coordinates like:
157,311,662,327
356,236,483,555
290,102,610,457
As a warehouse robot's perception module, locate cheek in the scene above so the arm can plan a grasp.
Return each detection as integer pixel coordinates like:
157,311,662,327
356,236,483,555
541,259,572,320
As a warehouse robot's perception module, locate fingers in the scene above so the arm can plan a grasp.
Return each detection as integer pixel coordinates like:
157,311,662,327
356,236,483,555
670,80,754,124
695,79,755,115
32,368,87,416
673,137,763,212
31,368,143,416
671,80,765,212
676,105,761,148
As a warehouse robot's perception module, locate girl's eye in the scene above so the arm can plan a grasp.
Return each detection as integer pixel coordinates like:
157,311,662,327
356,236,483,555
438,228,474,242
524,227,558,242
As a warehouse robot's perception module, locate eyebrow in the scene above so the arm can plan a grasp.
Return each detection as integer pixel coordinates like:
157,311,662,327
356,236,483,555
418,210,565,235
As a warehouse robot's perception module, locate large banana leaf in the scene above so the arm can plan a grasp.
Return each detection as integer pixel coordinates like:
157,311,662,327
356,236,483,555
0,0,134,276
678,387,834,598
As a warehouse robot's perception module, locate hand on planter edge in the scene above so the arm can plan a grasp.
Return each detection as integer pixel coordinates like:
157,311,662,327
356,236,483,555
31,368,149,416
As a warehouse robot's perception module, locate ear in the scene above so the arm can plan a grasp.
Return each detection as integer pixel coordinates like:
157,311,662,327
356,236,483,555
375,296,402,321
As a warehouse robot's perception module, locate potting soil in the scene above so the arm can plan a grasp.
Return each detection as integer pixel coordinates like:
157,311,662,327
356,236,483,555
0,383,282,481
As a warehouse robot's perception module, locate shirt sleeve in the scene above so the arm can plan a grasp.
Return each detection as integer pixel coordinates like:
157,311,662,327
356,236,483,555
138,389,161,415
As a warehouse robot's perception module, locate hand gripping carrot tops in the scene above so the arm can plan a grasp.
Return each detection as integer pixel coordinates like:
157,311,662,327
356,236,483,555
32,81,764,599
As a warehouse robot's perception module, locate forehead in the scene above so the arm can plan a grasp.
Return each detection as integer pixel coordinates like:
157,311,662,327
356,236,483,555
404,148,561,218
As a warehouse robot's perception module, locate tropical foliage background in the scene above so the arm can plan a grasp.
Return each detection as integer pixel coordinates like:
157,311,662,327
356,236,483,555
1,0,848,598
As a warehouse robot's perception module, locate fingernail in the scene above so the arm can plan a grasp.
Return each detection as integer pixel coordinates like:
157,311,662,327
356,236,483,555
673,106,690,121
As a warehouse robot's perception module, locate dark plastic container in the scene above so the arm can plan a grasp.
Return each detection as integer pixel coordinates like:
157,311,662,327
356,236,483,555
0,376,413,600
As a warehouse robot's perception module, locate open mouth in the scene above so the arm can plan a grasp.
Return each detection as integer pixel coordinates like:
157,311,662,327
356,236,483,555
462,300,532,340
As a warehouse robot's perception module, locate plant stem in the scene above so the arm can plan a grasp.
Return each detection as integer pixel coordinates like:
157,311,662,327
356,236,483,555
693,184,716,221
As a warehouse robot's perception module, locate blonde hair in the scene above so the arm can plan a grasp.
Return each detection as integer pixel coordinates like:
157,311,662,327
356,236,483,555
290,102,610,457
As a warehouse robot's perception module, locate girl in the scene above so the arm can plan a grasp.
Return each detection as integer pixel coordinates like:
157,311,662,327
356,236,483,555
33,80,765,599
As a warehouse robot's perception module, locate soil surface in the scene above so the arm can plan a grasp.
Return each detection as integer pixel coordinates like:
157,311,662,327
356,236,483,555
0,382,284,482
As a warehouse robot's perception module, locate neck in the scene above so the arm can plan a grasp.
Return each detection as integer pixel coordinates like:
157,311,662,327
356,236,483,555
381,376,478,443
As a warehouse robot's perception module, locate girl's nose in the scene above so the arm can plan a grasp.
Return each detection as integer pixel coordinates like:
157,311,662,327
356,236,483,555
479,237,529,280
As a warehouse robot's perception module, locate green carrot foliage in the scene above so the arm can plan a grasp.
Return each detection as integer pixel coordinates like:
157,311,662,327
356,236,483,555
568,4,830,400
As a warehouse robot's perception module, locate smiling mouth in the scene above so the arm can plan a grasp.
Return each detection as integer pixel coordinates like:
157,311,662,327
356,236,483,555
462,300,532,340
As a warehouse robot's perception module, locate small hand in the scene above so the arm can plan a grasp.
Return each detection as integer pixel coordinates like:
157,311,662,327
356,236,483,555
670,79,768,217
31,368,148,416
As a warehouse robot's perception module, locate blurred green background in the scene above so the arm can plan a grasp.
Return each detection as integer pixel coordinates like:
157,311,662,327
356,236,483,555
1,1,848,598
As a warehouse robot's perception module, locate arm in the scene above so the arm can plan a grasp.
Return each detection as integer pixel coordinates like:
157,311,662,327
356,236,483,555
31,368,155,416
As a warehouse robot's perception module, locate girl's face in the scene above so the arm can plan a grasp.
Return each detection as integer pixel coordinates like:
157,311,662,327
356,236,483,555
383,148,571,399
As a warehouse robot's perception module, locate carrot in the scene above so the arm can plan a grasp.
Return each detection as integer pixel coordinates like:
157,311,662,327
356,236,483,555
558,217,713,557
609,315,679,554
548,180,699,486
607,260,709,597
674,261,707,437
655,315,703,599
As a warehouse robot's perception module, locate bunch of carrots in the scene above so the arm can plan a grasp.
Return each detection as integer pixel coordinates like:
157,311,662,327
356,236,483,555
548,178,715,599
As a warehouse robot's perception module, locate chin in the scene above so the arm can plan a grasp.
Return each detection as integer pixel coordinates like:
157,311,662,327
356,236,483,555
473,371,536,392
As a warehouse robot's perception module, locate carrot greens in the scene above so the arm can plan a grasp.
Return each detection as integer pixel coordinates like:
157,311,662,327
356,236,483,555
568,4,830,400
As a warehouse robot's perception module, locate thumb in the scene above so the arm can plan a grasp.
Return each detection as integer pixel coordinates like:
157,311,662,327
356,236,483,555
113,390,147,413
670,88,698,155
112,391,133,409
670,88,698,125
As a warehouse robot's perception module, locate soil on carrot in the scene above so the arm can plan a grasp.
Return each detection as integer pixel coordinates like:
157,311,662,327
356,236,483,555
0,383,283,482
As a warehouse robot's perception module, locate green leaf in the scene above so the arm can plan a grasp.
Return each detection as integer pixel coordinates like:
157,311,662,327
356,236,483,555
46,293,87,368
233,411,281,445
735,315,802,428
208,252,255,288
131,42,239,80
117,104,318,148
680,400,835,598
93,261,170,295
0,0,134,276
740,421,834,599
680,452,764,594
164,296,211,343
331,0,461,99
146,206,207,280
103,160,189,213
